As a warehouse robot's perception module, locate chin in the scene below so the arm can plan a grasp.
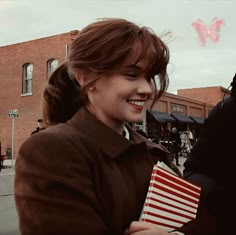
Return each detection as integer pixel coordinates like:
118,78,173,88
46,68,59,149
124,110,145,123
126,116,144,124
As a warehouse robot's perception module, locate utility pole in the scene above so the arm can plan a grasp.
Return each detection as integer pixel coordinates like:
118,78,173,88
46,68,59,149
8,109,19,168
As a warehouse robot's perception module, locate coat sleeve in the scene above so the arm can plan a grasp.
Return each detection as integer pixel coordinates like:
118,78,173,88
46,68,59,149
14,132,111,235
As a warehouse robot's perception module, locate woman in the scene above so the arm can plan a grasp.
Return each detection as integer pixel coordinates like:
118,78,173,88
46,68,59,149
14,18,216,235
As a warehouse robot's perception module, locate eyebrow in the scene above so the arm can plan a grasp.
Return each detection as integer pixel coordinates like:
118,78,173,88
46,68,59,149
122,64,142,70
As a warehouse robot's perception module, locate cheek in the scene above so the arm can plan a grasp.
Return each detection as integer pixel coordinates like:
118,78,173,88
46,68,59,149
150,84,157,97
96,77,134,101
150,81,156,91
90,88,115,105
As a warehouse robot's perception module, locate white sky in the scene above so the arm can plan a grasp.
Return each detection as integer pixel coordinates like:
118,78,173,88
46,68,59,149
0,0,235,94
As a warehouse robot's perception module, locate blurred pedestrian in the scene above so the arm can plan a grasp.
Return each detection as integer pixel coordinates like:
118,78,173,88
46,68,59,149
188,130,194,147
30,119,46,135
170,127,181,166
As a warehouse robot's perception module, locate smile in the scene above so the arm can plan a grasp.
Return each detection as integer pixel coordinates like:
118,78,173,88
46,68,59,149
127,100,145,110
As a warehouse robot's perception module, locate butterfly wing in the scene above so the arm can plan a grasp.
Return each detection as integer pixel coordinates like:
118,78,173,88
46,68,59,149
208,17,224,42
210,17,225,32
192,19,209,46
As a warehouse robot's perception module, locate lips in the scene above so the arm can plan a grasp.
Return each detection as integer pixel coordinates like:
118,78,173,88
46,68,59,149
127,100,145,111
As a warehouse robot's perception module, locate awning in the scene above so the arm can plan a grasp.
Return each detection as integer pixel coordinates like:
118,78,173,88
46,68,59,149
171,113,195,124
147,111,176,123
189,116,205,125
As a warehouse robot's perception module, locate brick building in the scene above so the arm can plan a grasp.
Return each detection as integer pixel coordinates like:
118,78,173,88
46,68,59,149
178,86,230,106
0,30,78,158
0,31,217,158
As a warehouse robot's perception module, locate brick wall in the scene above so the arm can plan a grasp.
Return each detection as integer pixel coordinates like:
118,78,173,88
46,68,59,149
177,86,228,105
0,31,78,157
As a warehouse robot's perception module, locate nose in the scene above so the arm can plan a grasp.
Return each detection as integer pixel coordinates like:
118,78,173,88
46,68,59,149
136,77,154,97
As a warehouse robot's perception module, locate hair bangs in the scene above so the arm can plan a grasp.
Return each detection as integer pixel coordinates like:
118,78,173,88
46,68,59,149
122,28,169,79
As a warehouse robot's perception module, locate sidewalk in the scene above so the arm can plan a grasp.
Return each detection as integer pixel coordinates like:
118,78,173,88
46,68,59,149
0,160,15,197
0,159,20,235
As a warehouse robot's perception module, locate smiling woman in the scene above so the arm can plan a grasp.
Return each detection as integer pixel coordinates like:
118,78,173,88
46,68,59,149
43,18,170,127
14,18,217,235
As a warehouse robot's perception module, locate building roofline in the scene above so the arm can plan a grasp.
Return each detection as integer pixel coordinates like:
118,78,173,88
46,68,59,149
164,91,213,107
220,86,230,93
178,85,225,91
177,85,230,96
0,30,79,48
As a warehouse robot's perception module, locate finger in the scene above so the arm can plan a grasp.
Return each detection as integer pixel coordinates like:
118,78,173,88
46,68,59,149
127,221,149,234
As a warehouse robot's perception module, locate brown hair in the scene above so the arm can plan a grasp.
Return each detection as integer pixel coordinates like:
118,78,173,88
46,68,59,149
43,18,170,125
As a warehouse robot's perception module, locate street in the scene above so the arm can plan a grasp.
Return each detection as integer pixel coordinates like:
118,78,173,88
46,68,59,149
0,161,20,235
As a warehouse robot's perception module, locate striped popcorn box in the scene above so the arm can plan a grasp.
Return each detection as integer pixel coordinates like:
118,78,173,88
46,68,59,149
140,161,201,232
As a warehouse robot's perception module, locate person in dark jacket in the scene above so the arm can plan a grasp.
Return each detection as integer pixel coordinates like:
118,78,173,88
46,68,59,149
30,119,46,135
14,18,217,235
184,73,236,235
170,127,181,166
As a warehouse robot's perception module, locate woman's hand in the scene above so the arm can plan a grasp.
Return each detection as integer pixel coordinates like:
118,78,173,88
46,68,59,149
125,221,170,235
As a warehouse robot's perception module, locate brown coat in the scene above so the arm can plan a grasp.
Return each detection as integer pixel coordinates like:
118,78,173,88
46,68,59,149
14,107,216,235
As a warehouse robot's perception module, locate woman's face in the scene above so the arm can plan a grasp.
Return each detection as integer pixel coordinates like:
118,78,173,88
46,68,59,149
86,60,155,132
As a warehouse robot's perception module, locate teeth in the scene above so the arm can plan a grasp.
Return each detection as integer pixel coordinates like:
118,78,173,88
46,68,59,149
128,100,145,106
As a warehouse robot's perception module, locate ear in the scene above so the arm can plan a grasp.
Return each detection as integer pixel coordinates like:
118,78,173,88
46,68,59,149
75,73,86,86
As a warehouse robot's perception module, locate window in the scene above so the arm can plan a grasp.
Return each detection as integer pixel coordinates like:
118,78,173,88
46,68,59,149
171,103,186,115
22,63,33,94
47,59,59,78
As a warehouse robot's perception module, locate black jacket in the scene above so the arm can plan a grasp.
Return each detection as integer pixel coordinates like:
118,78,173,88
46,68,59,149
184,96,236,234
31,127,46,135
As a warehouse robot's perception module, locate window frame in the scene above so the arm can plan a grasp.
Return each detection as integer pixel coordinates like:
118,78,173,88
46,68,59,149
47,58,59,78
22,63,33,95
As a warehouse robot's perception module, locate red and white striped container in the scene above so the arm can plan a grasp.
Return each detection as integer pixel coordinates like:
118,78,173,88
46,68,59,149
140,162,201,232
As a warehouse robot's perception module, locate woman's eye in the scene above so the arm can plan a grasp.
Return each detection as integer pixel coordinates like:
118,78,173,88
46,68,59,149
125,73,138,78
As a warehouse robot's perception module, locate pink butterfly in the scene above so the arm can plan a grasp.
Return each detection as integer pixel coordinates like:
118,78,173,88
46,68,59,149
192,17,225,46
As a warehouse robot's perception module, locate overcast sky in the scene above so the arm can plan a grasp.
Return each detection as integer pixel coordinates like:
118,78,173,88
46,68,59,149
0,0,235,94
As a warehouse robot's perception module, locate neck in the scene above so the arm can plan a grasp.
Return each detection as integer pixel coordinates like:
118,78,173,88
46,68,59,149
87,106,125,135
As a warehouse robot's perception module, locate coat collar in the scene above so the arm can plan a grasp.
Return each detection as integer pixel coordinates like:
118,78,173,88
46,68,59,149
68,107,167,158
